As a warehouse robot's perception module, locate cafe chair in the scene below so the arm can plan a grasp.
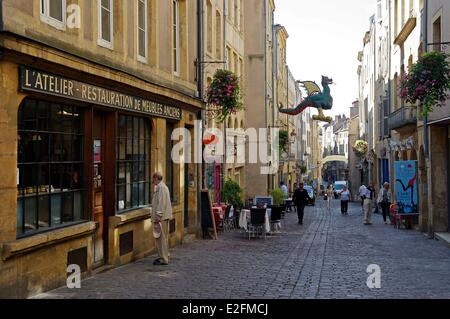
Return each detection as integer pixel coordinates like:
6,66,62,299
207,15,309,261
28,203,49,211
223,205,235,232
248,208,267,240
269,206,283,235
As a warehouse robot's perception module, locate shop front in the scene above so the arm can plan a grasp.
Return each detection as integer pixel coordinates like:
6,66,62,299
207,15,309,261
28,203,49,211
0,62,201,298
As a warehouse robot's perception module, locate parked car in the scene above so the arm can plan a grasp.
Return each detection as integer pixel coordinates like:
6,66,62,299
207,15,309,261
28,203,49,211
333,181,347,198
304,185,316,206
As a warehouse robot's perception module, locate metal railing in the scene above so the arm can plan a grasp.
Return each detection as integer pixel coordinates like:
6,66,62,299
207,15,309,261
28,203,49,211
388,106,418,130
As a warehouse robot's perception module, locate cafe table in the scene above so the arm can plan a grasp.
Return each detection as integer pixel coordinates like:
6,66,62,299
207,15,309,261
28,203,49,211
239,208,271,234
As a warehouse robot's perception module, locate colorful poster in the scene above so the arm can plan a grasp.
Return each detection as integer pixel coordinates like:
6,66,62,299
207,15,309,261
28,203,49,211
394,161,418,214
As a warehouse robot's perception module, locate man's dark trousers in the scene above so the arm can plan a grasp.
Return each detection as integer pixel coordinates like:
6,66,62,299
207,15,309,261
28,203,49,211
297,204,306,224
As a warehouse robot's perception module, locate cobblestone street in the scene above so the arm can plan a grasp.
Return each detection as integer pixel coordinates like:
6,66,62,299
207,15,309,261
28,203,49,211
36,200,450,299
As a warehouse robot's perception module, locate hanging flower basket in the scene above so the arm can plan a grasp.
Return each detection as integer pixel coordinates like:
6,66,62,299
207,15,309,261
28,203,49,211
399,51,450,117
353,140,368,160
206,69,243,123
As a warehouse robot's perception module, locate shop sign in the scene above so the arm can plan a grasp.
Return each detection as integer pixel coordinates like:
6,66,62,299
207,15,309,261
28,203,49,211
19,66,182,120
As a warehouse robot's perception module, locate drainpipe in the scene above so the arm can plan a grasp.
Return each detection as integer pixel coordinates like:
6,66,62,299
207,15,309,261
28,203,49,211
263,0,268,192
197,0,204,238
423,0,429,159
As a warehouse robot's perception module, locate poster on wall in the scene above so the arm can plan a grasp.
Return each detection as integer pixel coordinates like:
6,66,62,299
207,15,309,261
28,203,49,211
394,161,418,214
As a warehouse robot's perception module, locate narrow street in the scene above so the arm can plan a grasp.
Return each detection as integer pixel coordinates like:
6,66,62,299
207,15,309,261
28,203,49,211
36,200,450,299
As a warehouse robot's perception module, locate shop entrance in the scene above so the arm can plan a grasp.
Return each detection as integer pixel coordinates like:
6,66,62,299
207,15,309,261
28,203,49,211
93,111,106,267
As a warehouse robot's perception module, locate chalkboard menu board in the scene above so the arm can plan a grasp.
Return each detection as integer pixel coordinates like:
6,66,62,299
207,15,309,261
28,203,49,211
254,196,273,207
201,190,217,239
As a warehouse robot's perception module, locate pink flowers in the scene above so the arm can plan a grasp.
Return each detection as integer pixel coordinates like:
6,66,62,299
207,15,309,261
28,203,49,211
399,52,450,116
206,69,243,122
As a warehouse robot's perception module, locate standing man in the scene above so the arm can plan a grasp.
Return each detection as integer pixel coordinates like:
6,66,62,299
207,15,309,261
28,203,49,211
151,172,173,265
363,183,375,225
292,183,312,225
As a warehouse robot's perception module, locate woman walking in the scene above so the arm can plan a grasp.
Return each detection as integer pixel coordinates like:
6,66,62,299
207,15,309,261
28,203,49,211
377,182,392,224
326,185,334,211
340,186,351,215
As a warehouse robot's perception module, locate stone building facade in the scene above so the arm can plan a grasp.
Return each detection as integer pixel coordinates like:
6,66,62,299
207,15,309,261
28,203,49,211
0,0,203,298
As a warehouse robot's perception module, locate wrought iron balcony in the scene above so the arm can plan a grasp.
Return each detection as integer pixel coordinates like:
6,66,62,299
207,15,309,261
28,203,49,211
388,106,417,131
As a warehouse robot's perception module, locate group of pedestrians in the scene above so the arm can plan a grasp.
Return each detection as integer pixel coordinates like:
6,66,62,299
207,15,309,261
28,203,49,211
359,182,392,225
324,181,393,226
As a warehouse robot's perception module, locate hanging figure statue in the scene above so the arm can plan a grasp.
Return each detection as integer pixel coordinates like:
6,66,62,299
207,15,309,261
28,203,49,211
279,76,334,123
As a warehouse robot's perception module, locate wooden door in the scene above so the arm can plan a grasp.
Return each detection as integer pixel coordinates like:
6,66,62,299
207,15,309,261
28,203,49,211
93,111,106,267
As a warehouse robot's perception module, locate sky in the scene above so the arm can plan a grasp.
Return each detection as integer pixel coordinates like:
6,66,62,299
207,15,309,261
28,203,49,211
275,0,377,117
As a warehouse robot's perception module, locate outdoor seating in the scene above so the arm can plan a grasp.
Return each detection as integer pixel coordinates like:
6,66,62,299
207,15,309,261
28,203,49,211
269,206,283,234
222,205,235,232
248,208,267,240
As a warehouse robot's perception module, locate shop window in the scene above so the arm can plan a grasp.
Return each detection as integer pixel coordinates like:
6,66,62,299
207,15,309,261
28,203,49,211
17,99,85,237
116,115,151,213
98,0,114,49
40,0,66,30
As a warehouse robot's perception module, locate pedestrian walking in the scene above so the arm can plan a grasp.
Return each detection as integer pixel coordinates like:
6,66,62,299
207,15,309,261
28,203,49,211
340,186,351,215
359,184,367,210
363,183,375,225
377,182,392,224
326,185,334,211
280,181,289,198
151,172,173,266
292,183,312,225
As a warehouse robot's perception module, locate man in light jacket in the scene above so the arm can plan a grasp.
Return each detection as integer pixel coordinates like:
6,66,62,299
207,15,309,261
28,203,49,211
151,172,173,265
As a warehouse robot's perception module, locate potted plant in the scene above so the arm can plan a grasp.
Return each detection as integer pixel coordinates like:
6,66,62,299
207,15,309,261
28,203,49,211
400,51,450,117
221,178,243,208
206,69,243,123
270,188,285,207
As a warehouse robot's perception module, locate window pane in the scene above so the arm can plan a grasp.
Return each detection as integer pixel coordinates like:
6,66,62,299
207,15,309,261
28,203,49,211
139,29,146,57
117,186,125,211
117,163,127,185
139,183,145,206
62,192,73,223
138,1,145,29
23,99,37,130
132,161,139,183
101,0,110,10
73,191,83,220
132,183,139,207
51,194,62,226
118,115,126,138
24,197,37,233
17,199,24,234
38,195,50,229
49,0,63,21
101,8,111,42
